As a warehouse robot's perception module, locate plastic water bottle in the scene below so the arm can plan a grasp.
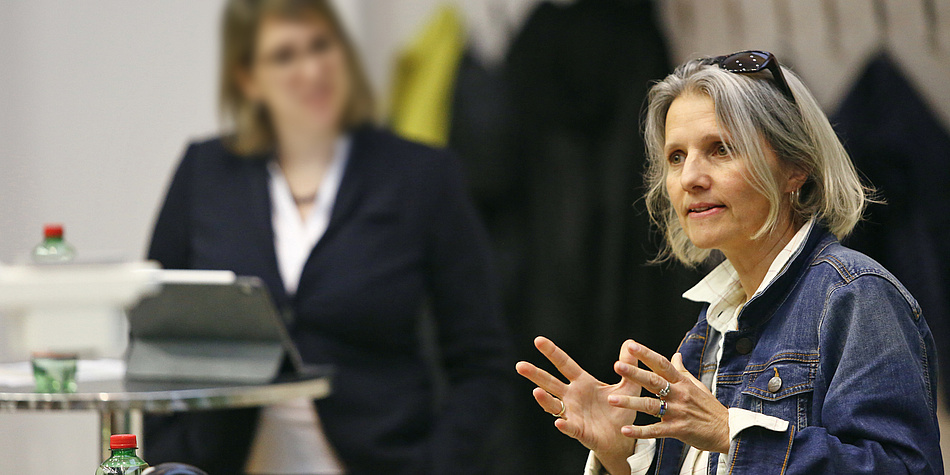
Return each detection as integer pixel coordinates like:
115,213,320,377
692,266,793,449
31,224,76,263
96,434,149,474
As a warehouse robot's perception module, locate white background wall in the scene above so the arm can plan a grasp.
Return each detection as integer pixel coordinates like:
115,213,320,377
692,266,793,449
0,1,224,265
0,0,948,472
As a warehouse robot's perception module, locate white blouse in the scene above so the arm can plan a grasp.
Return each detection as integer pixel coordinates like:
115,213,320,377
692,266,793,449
245,137,351,475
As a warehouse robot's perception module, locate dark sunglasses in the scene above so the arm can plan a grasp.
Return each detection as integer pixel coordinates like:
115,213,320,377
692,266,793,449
705,50,796,104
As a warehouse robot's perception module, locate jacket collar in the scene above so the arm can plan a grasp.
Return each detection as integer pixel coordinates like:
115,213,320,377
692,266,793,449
683,219,815,310
681,219,835,331
737,220,835,330
324,125,373,235
243,152,289,307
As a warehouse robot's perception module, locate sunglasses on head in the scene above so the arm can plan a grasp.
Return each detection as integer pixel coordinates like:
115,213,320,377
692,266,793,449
705,50,796,104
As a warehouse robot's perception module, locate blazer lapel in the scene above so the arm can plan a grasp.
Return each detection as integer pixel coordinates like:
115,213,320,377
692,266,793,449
294,128,373,298
244,156,291,308
325,127,372,235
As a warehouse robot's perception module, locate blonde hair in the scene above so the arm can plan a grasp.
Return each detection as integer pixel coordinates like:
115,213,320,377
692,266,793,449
643,58,872,265
219,0,375,156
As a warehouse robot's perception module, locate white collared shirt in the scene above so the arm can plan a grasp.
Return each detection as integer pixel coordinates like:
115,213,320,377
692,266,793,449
245,137,351,475
586,219,814,475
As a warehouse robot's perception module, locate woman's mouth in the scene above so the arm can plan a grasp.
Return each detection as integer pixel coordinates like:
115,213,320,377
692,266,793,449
687,203,725,218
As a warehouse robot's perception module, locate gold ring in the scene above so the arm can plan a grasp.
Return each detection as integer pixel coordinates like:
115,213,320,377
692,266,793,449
553,399,567,419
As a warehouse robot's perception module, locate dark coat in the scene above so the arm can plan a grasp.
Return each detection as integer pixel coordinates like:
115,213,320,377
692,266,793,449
144,126,513,475
833,53,950,402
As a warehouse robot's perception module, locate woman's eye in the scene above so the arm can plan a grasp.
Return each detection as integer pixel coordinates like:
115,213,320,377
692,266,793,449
668,152,685,165
715,144,730,157
269,47,295,65
309,35,332,54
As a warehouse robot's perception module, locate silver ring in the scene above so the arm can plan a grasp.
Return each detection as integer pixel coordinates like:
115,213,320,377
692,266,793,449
657,381,671,398
657,400,668,419
553,399,566,419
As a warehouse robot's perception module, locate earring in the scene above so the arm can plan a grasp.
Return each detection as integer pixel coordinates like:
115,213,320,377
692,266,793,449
789,189,801,207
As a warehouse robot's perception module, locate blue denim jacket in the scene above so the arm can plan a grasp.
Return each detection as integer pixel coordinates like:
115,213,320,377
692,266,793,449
650,225,943,474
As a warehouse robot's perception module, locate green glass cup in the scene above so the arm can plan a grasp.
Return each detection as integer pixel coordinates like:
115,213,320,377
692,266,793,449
31,352,78,393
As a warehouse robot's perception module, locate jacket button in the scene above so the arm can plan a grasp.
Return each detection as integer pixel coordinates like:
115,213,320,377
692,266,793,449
735,337,754,355
768,375,783,393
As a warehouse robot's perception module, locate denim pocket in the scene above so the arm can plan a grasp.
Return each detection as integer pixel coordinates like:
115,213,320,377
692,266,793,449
741,360,816,430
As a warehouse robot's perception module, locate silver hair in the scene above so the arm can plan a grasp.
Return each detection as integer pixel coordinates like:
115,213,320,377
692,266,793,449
643,58,872,266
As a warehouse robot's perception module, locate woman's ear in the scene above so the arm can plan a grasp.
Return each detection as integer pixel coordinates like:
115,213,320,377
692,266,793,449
784,167,808,193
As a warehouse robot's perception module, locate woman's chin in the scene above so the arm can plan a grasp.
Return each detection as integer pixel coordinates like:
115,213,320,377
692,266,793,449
289,114,342,136
684,232,722,251
287,103,343,130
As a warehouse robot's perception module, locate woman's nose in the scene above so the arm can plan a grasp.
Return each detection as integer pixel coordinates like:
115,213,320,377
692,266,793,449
679,155,711,191
300,53,326,81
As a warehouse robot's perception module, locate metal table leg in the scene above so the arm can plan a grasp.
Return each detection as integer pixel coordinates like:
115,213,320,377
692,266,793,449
99,409,144,462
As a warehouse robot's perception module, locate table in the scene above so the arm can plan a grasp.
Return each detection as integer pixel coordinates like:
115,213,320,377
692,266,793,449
0,368,332,461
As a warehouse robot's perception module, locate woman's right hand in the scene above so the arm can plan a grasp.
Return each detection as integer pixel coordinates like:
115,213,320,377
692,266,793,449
515,337,643,474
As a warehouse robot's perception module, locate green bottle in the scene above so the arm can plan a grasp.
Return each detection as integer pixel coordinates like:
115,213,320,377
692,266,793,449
31,224,76,263
96,434,149,475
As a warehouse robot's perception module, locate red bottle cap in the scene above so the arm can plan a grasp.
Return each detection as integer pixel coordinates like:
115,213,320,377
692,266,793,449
43,224,64,239
110,434,137,449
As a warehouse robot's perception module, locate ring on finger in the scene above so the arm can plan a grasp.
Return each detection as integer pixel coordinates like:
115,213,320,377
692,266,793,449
656,399,668,419
656,380,671,399
552,399,567,419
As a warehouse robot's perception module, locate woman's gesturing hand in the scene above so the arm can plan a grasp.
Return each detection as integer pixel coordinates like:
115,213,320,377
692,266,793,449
515,337,643,473
608,342,730,454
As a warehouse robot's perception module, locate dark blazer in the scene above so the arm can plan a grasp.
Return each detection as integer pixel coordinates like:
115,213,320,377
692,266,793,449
143,126,513,475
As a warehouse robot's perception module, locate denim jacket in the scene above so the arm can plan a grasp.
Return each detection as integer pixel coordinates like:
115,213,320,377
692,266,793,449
650,225,943,474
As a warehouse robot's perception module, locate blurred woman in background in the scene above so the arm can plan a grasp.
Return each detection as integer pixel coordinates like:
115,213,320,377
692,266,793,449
517,51,942,474
145,1,511,473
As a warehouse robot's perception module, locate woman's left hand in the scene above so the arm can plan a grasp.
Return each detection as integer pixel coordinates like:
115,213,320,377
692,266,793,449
608,341,730,454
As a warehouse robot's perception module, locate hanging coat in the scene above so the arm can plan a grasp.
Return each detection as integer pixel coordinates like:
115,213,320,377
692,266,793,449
833,52,950,403
450,0,703,472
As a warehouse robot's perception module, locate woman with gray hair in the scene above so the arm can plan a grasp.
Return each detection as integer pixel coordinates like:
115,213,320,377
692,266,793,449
517,51,942,474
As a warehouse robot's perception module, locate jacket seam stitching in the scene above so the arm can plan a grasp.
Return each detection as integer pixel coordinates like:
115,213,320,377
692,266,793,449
680,334,705,347
728,435,740,474
698,320,712,380
815,279,849,387
819,254,854,281
815,257,921,320
780,424,795,475
742,382,813,399
741,354,820,370
920,334,935,416
717,356,819,381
